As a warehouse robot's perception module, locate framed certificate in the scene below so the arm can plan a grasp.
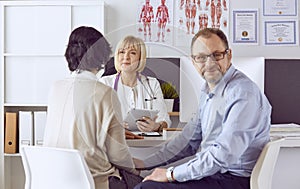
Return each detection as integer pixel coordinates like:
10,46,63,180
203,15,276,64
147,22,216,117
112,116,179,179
233,10,258,44
264,20,298,45
263,0,298,16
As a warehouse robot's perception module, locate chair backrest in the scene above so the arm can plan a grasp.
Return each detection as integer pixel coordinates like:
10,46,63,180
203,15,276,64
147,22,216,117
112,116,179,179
250,138,285,189
20,146,95,189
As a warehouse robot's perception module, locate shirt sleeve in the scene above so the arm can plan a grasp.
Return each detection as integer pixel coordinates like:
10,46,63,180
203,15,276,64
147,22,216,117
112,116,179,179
143,109,202,169
101,90,138,174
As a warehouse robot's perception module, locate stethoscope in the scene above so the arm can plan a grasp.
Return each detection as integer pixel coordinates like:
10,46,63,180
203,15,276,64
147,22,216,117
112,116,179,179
113,72,157,105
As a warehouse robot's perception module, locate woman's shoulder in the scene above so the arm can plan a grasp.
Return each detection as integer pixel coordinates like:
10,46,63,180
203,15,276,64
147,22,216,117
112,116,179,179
100,73,117,80
141,75,159,83
94,81,118,100
99,74,117,85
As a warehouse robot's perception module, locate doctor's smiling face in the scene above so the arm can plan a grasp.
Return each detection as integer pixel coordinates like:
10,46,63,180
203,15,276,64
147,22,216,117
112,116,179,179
191,28,232,90
117,46,140,73
114,35,147,74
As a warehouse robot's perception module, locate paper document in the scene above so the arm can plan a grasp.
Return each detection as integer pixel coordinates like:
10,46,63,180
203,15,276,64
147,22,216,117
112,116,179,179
271,123,300,128
131,131,162,137
270,123,300,137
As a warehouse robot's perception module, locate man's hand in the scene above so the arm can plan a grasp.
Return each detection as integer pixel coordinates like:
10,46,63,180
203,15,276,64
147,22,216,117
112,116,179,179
125,130,144,139
143,168,168,182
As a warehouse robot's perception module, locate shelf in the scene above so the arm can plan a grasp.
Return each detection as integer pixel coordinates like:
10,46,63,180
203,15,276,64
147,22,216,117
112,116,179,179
1,0,105,6
4,104,47,107
4,106,47,113
3,53,64,57
1,1,107,189
4,153,20,157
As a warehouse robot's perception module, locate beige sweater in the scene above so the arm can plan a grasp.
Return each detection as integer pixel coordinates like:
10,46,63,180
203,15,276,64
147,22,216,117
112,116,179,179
44,71,138,189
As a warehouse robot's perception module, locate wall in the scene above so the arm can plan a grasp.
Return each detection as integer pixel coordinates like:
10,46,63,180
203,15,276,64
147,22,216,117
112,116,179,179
104,0,300,58
103,0,300,126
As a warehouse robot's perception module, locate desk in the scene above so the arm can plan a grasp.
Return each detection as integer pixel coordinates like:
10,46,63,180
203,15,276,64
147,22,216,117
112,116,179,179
126,129,182,147
126,136,166,147
127,126,300,147
127,136,165,165
126,132,190,177
128,127,300,188
168,112,179,116
126,130,182,168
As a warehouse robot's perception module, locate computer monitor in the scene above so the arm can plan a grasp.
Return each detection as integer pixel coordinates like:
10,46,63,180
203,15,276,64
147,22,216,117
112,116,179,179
179,56,265,122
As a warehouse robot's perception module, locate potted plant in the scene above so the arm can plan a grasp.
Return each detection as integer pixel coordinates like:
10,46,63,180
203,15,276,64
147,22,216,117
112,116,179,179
160,82,179,112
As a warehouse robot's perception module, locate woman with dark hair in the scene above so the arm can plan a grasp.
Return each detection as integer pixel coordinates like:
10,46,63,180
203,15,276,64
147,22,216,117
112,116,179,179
43,26,142,189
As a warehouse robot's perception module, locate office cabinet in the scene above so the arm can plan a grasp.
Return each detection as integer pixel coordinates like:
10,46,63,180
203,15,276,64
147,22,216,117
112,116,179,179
0,1,106,189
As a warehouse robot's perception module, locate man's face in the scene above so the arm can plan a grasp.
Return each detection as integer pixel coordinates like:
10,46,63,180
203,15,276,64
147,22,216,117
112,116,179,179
191,34,232,88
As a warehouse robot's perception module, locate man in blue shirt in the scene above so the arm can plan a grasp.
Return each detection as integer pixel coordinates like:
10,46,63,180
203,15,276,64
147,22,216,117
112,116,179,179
134,28,272,189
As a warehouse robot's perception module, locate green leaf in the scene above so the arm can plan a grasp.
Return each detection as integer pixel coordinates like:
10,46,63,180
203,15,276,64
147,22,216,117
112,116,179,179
160,82,179,99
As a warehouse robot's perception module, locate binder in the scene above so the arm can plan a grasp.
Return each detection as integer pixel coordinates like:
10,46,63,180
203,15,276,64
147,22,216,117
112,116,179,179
19,111,33,151
33,111,47,146
4,112,18,154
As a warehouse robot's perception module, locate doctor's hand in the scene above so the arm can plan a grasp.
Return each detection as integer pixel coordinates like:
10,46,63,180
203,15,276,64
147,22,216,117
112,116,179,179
136,116,160,132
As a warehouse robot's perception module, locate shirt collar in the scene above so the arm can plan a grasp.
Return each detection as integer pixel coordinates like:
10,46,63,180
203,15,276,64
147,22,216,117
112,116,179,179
201,64,236,96
71,70,98,81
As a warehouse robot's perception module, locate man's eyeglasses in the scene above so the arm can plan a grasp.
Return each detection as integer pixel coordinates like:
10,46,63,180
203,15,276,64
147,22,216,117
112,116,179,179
192,49,229,64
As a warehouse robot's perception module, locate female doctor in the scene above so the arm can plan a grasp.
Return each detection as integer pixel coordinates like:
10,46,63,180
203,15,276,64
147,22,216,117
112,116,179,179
99,35,171,132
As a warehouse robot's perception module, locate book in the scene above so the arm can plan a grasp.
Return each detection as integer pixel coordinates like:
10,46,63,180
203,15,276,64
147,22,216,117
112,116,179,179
4,112,18,154
19,111,33,151
34,111,47,146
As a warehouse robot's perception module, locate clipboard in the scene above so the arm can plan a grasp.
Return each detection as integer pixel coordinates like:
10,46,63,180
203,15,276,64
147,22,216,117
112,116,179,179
131,131,162,137
124,108,159,131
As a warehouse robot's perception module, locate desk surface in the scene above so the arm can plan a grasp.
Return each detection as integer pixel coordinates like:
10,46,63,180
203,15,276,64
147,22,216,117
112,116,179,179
168,112,179,116
126,136,166,147
127,124,300,147
126,130,182,147
127,136,300,147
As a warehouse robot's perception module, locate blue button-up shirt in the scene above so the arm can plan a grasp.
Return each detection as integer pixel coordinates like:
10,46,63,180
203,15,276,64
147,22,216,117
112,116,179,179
144,65,272,182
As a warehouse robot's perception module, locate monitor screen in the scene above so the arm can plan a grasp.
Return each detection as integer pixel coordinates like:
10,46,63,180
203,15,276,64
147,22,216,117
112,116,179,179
179,56,265,122
265,59,300,124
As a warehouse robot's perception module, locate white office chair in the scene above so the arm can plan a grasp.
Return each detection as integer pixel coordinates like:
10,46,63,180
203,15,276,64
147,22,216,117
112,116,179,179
250,138,285,189
20,146,95,189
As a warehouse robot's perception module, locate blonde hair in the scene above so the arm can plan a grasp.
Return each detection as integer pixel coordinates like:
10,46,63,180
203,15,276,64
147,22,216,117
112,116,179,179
114,35,147,73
